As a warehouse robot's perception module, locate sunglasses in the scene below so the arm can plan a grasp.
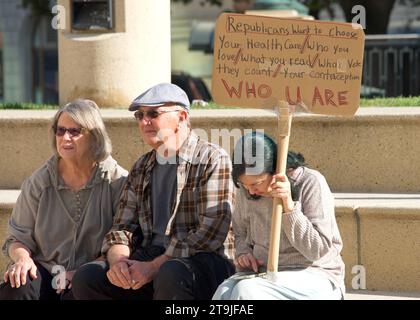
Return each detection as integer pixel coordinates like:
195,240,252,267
53,126,87,137
134,109,180,121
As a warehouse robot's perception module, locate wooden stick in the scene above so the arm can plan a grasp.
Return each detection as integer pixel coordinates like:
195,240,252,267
267,101,292,280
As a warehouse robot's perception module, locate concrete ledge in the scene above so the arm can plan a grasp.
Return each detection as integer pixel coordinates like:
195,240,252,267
1,190,419,292
2,108,420,192
0,191,17,272
335,193,420,292
0,190,20,210
358,206,420,292
345,290,420,300
334,205,358,290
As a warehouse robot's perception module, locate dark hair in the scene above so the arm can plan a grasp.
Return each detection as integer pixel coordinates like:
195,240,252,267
287,150,306,170
232,132,306,200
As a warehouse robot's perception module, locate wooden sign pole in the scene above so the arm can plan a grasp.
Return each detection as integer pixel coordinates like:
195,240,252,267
267,100,292,282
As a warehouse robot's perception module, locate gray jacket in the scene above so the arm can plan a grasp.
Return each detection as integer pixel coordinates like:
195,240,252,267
2,155,127,273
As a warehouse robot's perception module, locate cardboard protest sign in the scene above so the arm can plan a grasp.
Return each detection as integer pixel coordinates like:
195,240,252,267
212,13,365,115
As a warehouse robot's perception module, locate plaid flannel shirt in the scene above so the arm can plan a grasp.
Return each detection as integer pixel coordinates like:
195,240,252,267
102,132,235,260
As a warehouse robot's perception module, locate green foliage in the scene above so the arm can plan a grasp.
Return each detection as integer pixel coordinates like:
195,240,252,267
1,97,420,110
189,98,420,109
360,96,420,107
192,101,240,109
192,97,420,109
0,103,58,110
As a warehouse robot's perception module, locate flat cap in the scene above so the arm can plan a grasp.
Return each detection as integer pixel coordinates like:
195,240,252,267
129,83,190,111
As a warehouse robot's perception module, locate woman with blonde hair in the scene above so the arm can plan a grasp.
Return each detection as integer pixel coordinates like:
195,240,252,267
0,99,127,300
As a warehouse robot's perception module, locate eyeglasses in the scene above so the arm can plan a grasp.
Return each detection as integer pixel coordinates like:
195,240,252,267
53,126,87,137
134,109,180,121
237,176,270,190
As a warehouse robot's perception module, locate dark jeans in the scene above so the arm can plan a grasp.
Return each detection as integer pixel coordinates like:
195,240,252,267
0,262,73,300
71,252,234,300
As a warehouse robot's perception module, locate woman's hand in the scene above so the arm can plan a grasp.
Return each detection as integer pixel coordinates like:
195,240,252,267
269,174,295,212
235,253,264,273
4,257,37,288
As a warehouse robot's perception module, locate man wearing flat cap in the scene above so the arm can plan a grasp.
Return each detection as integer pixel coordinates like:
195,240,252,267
72,83,235,300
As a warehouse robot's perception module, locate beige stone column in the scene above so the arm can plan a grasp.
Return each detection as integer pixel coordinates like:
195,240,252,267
58,0,171,108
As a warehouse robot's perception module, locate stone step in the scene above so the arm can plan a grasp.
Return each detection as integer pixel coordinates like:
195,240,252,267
0,190,20,210
1,190,419,293
335,193,420,292
0,190,18,272
345,290,420,300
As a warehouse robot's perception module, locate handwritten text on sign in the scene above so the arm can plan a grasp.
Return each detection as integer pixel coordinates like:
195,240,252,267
211,14,365,115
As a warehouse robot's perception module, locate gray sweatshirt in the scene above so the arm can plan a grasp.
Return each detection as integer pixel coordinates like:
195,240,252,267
2,155,127,273
233,167,345,295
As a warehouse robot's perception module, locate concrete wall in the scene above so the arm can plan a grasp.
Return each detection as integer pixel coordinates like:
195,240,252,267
1,107,420,193
58,0,171,107
335,206,358,291
358,207,420,291
0,208,10,272
334,194,420,292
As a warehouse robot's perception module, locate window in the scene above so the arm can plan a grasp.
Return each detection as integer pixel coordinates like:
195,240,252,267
72,0,113,31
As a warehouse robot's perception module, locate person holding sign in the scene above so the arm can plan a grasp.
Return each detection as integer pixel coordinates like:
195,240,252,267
71,83,235,300
213,132,344,300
